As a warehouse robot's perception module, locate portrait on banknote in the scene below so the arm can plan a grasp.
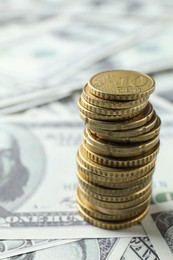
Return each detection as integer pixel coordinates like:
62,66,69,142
0,124,45,211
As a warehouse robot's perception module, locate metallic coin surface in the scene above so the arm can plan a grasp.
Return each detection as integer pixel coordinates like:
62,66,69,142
77,169,151,197
78,145,156,181
82,84,148,109
82,141,159,168
87,113,159,139
78,98,147,121
80,102,153,130
84,128,159,157
78,185,152,209
88,70,155,101
78,180,152,202
76,165,154,189
94,116,161,143
76,188,149,221
76,70,160,229
78,190,151,216
80,95,148,117
77,197,150,230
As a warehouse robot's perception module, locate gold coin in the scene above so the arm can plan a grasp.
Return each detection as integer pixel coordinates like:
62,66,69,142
76,164,154,189
78,145,156,181
77,169,151,197
84,128,159,158
77,197,150,230
87,113,158,139
76,188,148,221
82,84,148,109
88,70,155,101
82,140,160,168
79,180,152,202
78,189,151,216
78,97,147,121
80,95,148,117
80,102,153,130
78,185,151,209
94,116,161,143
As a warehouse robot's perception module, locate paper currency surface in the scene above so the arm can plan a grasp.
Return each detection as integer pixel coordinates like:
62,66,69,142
0,118,144,239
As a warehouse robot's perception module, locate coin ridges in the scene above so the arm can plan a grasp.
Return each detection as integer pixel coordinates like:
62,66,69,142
88,70,155,101
82,141,160,168
82,84,148,109
76,70,160,229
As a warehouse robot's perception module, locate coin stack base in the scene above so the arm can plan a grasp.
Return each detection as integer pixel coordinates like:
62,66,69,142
76,70,161,230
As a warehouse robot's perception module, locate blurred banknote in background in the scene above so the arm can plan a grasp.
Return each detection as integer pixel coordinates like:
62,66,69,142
0,0,173,259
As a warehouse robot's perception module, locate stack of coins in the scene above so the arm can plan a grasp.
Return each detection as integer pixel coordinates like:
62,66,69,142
76,70,161,230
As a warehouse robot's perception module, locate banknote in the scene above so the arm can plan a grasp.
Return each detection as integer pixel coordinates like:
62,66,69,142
0,117,144,239
142,202,173,260
0,13,148,103
0,4,168,112
0,0,173,24
120,237,159,259
0,239,78,260
0,237,161,259
0,238,132,260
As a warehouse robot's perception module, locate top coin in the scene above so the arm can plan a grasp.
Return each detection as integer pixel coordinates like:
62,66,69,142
88,70,155,101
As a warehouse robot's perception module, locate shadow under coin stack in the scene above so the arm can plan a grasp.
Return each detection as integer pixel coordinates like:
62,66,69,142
76,70,161,229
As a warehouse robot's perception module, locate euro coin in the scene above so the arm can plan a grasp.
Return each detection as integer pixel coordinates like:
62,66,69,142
77,169,151,197
78,97,147,121
76,188,149,221
78,180,152,202
82,141,160,168
88,70,155,101
78,185,151,209
84,127,159,157
80,102,153,130
87,113,159,139
94,115,161,143
77,145,156,181
82,84,148,109
76,166,154,189
77,197,150,230
80,95,148,117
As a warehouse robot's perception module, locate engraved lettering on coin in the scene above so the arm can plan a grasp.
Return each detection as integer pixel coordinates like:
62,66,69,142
88,70,154,100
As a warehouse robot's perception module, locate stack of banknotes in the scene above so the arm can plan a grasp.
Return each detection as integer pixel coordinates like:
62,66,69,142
0,0,173,259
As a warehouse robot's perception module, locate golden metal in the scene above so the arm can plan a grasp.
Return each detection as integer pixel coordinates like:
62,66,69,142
78,97,147,121
77,196,150,229
77,145,156,181
87,113,159,138
82,141,159,168
78,179,152,202
88,70,155,101
84,128,159,158
76,70,160,229
80,95,148,117
76,188,149,221
76,165,154,189
93,116,161,143
82,84,148,109
77,169,151,197
80,102,153,130
78,185,151,209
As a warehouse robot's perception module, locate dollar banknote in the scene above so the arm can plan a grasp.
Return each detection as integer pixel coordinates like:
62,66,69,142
120,237,159,259
0,237,139,260
0,239,78,260
142,202,173,260
0,0,168,113
0,117,144,239
0,237,160,259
